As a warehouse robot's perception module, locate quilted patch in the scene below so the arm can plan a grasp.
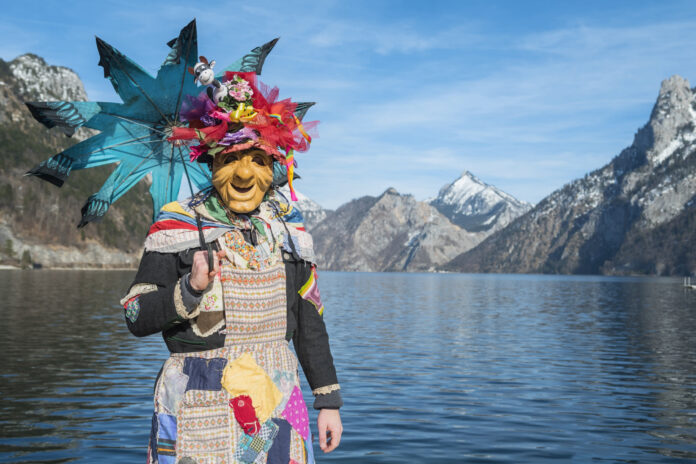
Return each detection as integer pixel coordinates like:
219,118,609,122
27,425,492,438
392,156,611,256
281,386,309,440
235,419,279,463
123,296,140,323
230,395,261,435
271,370,296,413
221,352,282,422
267,418,292,464
182,357,227,392
156,413,177,463
159,366,189,415
298,266,324,315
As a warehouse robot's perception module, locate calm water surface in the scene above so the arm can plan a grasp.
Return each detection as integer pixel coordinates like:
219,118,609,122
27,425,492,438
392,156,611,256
0,270,695,463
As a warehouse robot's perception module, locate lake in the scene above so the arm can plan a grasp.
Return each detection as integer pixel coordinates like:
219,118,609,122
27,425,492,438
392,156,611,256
0,270,695,463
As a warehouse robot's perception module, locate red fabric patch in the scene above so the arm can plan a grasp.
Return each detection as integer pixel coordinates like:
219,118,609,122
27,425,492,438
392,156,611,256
147,219,198,235
169,120,229,144
230,395,260,436
146,219,218,236
123,296,138,310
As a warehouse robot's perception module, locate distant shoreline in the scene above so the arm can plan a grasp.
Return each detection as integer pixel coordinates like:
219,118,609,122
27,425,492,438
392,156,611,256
0,266,136,271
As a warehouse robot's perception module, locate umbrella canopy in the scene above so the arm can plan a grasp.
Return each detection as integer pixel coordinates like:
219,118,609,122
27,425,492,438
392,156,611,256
25,20,279,227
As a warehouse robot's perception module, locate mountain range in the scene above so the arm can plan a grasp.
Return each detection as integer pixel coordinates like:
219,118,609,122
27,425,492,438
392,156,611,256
309,173,530,272
0,52,692,275
444,75,696,276
0,54,151,268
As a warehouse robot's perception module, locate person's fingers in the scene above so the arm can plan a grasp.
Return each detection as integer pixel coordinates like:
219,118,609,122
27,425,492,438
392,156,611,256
189,251,211,291
217,249,226,260
328,423,342,452
192,252,204,273
198,250,209,268
318,422,327,451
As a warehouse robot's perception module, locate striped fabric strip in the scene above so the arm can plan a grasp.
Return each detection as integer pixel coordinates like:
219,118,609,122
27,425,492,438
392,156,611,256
298,266,324,315
156,438,176,456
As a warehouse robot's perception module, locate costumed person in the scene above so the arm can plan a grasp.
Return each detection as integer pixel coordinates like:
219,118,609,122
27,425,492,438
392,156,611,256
119,64,342,463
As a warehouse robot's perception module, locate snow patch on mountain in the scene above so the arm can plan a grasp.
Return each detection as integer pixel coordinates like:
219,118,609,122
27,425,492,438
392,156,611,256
446,74,696,276
278,185,328,230
430,171,531,233
9,54,87,102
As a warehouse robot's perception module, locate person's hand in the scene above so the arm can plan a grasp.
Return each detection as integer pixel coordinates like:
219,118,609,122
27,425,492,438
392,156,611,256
190,249,226,292
317,409,342,453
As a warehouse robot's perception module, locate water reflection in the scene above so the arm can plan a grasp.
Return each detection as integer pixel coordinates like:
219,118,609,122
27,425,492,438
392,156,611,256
0,271,694,463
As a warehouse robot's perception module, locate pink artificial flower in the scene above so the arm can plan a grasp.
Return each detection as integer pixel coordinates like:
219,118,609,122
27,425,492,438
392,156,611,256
211,110,231,122
189,144,208,162
227,78,254,102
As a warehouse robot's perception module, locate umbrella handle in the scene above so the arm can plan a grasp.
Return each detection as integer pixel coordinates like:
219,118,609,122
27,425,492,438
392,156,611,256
194,213,214,272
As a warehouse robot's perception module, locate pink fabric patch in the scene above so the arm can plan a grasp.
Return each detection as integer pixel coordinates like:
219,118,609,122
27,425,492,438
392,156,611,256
281,386,309,440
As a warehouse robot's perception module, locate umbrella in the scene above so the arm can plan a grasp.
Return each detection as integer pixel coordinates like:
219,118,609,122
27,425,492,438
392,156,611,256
25,19,279,228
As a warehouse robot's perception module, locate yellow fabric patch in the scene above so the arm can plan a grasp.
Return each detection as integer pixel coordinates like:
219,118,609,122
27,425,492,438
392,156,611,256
221,352,282,422
161,201,194,218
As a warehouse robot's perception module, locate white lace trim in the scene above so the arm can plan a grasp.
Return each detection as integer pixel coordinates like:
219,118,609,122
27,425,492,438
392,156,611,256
174,280,201,319
119,283,158,307
312,383,341,396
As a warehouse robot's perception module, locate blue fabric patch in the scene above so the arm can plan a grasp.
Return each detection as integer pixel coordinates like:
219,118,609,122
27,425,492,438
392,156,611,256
305,431,315,464
182,357,227,391
149,413,158,464
267,418,291,464
156,413,176,463
124,297,140,323
158,413,177,441
283,205,305,224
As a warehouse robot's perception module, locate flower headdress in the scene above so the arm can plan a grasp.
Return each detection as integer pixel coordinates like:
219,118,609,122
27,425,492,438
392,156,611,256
168,70,317,201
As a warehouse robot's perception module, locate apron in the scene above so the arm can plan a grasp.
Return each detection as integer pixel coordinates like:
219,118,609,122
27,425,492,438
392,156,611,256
148,241,312,464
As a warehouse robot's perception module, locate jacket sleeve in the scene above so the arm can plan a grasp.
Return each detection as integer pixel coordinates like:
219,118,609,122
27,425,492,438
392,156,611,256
289,259,343,409
120,250,201,337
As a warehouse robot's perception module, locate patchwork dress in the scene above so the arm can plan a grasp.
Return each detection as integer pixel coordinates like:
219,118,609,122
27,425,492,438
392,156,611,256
121,192,340,464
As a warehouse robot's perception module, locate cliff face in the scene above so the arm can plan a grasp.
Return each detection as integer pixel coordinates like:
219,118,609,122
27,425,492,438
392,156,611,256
0,54,151,268
445,75,696,276
311,188,487,272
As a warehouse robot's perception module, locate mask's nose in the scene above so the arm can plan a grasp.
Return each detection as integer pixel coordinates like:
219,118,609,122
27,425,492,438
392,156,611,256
233,157,253,184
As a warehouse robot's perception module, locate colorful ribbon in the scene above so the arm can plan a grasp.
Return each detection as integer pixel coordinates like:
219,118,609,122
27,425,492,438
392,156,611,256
233,103,258,122
285,150,297,201
293,115,312,144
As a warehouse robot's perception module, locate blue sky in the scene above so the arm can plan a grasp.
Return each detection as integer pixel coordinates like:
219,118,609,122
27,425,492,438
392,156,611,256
3,0,696,209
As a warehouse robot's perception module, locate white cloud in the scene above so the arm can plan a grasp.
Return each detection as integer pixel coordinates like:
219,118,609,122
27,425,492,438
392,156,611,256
6,2,696,212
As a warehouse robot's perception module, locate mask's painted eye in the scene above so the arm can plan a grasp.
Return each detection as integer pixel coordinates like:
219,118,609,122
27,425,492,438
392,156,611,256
223,154,238,164
252,155,267,166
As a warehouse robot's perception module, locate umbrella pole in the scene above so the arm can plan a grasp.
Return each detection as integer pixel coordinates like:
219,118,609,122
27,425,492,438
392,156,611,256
177,148,214,271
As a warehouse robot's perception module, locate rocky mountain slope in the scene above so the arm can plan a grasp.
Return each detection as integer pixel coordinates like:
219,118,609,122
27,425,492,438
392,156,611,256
431,171,531,233
0,54,151,268
0,53,537,272
278,185,329,230
445,75,696,276
311,188,488,272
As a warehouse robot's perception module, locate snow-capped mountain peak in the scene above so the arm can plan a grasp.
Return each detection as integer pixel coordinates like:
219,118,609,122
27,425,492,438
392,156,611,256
431,171,531,232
